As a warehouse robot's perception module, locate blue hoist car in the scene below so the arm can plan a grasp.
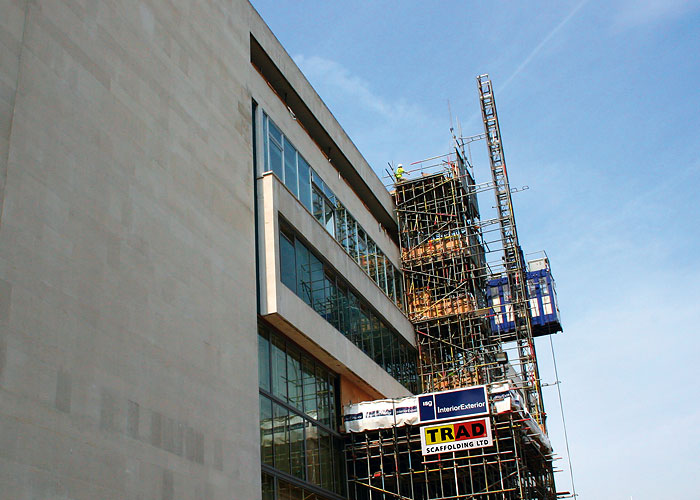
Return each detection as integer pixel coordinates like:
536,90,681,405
487,257,562,338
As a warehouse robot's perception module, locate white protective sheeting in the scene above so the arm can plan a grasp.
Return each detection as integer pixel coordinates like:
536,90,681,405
343,397,419,432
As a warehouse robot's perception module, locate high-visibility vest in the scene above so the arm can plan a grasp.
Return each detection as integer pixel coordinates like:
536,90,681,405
396,167,405,179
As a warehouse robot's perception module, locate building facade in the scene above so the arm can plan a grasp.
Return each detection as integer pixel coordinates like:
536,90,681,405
0,1,414,499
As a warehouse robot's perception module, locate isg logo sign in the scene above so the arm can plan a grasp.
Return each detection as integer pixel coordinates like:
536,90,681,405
419,417,493,455
418,386,488,424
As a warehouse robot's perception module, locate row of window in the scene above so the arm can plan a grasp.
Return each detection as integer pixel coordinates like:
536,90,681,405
279,221,419,393
259,326,345,497
262,112,404,308
258,324,338,429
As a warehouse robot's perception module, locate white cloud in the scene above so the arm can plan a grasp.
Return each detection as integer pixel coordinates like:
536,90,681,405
292,54,448,172
613,0,699,29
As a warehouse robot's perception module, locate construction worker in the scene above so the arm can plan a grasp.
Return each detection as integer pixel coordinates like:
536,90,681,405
395,163,405,182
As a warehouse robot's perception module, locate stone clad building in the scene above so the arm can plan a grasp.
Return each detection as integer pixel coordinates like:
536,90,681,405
0,1,414,499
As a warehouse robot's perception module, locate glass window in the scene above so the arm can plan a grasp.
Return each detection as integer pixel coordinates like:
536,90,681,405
323,199,335,237
386,263,395,303
273,402,290,473
276,222,419,393
302,356,317,419
316,365,330,426
319,428,332,491
283,137,298,197
262,113,403,309
295,241,312,306
312,188,324,225
271,335,287,402
305,421,320,486
279,228,297,292
268,117,283,145
394,268,404,310
260,395,274,466
371,314,383,367
287,347,303,409
358,305,372,357
357,228,368,272
258,330,270,392
325,271,338,329
336,282,348,338
367,240,378,282
377,254,387,295
310,253,326,318
289,412,305,479
335,206,347,250
380,324,394,376
346,215,358,261
269,137,283,180
258,326,346,496
298,156,312,211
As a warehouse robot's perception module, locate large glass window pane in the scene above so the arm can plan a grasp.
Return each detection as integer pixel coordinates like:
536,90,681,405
305,421,320,486
312,188,324,225
289,412,305,480
298,156,312,211
367,240,378,282
346,215,358,261
348,292,361,348
295,241,312,306
271,335,287,402
278,477,302,500
268,120,284,180
261,472,275,500
394,268,404,310
283,138,298,197
380,324,394,376
325,271,338,328
336,206,347,251
398,343,408,390
377,254,387,294
358,305,372,357
391,336,402,385
316,365,330,426
311,169,323,190
279,229,297,292
324,199,335,237
301,356,317,419
309,253,326,318
386,264,395,303
322,182,335,206
268,117,283,144
328,374,337,431
357,228,368,272
371,314,383,367
273,402,290,473
259,395,274,466
258,331,270,392
336,282,348,337
287,347,303,410
334,437,346,496
319,428,332,491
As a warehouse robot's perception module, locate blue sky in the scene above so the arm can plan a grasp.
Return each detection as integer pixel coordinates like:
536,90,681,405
251,1,700,498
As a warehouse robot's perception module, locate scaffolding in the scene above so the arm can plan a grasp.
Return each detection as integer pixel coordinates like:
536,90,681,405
342,75,560,499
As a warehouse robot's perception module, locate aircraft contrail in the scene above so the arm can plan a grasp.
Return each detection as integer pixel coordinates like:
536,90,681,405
497,0,589,94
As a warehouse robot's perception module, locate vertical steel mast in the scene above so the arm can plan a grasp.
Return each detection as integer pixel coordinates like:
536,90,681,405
477,74,546,429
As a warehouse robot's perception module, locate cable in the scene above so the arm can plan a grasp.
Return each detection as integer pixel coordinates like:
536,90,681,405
549,335,577,497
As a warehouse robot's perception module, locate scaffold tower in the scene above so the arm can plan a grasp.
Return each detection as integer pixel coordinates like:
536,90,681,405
342,75,561,500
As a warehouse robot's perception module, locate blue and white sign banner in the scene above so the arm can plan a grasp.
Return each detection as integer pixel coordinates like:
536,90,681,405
418,386,489,424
